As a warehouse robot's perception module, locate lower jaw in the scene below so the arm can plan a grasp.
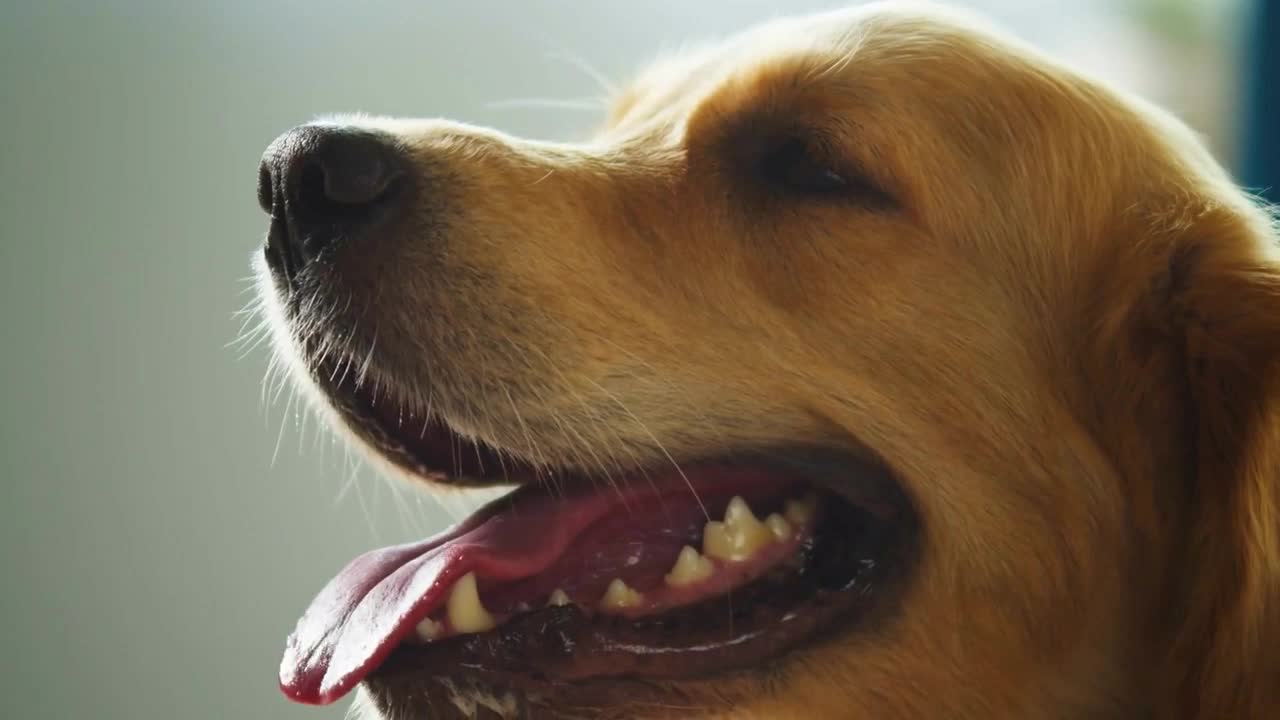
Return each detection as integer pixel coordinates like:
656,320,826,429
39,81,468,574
365,492,912,711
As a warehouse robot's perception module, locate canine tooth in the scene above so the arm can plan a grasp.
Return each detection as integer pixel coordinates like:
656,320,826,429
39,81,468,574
765,513,793,540
599,578,644,611
446,572,496,634
784,493,819,527
704,496,775,561
723,496,757,525
664,545,715,587
547,588,571,607
415,616,443,641
702,521,734,561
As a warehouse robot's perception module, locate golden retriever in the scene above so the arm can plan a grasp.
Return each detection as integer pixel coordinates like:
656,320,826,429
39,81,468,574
253,3,1280,718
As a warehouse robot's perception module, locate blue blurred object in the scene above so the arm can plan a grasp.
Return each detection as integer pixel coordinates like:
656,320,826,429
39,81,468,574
1243,0,1279,202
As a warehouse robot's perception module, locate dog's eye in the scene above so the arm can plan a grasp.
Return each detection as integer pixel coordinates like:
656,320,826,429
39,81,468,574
758,137,848,195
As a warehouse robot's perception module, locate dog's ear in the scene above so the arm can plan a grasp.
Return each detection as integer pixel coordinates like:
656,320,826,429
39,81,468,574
1154,199,1280,718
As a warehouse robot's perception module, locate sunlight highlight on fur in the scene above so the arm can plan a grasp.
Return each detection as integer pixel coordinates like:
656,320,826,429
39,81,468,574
253,4,1280,716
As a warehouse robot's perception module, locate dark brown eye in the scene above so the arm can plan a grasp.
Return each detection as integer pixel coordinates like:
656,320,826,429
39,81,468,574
758,137,847,195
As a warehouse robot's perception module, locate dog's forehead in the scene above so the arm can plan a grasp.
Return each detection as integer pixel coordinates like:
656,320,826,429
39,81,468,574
605,4,1010,138
606,9,865,127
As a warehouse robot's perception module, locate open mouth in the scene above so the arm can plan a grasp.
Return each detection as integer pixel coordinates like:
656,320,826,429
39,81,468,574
279,360,917,707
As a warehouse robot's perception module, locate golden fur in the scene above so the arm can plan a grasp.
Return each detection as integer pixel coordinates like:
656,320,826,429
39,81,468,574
268,3,1280,717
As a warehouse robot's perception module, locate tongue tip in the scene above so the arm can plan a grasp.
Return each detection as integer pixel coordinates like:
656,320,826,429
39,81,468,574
278,634,355,707
276,486,615,707
280,609,424,707
279,668,354,707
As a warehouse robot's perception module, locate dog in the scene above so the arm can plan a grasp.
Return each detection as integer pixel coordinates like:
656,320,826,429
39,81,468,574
253,3,1280,718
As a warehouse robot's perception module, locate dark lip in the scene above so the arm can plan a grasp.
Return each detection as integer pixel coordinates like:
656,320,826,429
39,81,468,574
309,350,540,488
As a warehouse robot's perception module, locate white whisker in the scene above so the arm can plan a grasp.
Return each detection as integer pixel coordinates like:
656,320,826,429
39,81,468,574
271,383,298,468
582,376,707,521
484,97,605,112
503,387,551,473
544,49,618,95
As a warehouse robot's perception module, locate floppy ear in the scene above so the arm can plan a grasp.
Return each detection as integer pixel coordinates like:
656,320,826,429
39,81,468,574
1156,201,1280,718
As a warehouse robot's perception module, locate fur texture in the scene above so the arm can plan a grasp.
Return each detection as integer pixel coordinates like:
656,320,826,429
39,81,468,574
262,3,1280,717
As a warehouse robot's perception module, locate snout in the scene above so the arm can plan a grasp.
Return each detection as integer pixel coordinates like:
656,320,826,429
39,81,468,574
251,116,671,471
257,124,411,282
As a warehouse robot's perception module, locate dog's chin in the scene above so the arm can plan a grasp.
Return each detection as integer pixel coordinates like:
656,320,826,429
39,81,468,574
258,311,921,718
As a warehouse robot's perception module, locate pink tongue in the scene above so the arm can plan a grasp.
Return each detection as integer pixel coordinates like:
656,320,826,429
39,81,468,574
278,482,616,705
279,468,792,706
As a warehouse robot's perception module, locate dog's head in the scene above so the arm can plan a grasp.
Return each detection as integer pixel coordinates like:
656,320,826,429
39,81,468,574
256,4,1280,718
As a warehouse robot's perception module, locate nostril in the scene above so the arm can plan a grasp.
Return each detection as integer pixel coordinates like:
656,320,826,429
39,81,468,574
257,125,410,276
257,163,275,214
318,140,400,206
297,161,329,212
293,157,402,232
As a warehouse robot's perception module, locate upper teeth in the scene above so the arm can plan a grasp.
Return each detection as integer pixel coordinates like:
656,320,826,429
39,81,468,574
446,571,496,634
547,588,571,607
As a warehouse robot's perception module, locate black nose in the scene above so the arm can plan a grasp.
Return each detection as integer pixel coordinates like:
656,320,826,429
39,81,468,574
257,125,408,279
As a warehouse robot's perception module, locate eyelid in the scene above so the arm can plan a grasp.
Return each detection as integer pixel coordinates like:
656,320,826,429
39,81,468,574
795,130,897,207
712,114,897,209
759,134,849,195
818,168,847,186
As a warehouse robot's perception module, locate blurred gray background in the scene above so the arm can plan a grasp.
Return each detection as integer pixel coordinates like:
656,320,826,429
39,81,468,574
0,1,1249,718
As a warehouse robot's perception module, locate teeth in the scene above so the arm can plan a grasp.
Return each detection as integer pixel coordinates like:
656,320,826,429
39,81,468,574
784,493,819,527
701,521,734,560
446,572,496,634
415,616,443,642
723,496,756,526
765,513,793,540
547,588,571,607
664,545,715,587
598,578,644,611
703,496,776,562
